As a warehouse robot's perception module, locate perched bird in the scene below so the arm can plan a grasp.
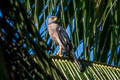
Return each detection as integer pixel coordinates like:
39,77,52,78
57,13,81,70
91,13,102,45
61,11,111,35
48,16,82,71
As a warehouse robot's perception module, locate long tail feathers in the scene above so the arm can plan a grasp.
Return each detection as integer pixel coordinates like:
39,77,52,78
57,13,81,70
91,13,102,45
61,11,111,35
70,51,82,72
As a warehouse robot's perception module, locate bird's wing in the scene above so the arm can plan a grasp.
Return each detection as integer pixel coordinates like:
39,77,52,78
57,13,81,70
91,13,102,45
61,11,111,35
56,25,73,52
56,25,83,71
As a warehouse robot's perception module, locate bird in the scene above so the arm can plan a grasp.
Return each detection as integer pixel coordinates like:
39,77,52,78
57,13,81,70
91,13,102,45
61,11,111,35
47,16,82,71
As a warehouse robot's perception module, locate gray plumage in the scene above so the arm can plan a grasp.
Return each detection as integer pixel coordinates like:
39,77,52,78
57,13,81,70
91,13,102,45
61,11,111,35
48,16,82,71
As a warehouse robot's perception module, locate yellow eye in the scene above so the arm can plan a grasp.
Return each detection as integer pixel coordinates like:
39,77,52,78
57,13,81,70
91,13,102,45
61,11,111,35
51,17,57,21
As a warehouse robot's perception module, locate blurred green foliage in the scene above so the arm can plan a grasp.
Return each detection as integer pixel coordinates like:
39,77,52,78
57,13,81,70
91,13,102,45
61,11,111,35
0,0,120,79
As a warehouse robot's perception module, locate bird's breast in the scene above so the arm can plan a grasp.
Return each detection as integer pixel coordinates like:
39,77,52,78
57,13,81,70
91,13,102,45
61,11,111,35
48,24,65,49
48,24,58,41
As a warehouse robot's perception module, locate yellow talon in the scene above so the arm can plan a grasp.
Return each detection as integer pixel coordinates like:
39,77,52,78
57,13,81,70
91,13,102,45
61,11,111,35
56,47,63,57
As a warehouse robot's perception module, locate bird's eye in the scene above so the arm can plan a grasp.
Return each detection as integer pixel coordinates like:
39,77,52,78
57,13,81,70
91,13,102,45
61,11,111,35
51,17,57,21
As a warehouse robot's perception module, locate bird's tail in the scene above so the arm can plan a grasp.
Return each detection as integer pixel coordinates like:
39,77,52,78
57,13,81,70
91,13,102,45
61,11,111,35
70,50,82,71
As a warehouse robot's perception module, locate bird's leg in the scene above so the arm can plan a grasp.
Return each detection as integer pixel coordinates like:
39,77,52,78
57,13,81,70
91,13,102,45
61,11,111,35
56,47,63,57
58,47,62,57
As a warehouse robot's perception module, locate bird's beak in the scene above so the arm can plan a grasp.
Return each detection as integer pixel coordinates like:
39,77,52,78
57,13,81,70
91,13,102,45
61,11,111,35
53,17,57,21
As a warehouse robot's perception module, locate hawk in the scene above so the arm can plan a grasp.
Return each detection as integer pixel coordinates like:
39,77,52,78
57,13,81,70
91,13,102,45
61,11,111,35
48,16,82,71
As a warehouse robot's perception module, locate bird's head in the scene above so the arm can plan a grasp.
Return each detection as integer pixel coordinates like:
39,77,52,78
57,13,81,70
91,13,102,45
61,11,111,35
48,16,58,24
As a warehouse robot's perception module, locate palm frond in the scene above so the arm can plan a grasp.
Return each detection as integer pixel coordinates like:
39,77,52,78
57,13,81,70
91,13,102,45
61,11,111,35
0,0,120,79
51,56,120,79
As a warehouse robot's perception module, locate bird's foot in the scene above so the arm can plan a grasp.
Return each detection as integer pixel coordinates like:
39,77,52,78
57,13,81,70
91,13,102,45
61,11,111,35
59,54,64,57
55,53,64,57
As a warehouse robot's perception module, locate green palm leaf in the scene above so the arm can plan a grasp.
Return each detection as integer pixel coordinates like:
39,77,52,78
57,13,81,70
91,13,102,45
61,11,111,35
0,0,120,79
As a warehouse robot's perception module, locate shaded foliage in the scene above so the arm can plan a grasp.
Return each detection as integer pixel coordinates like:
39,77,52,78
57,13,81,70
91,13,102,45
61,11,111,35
0,0,120,79
0,0,66,80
